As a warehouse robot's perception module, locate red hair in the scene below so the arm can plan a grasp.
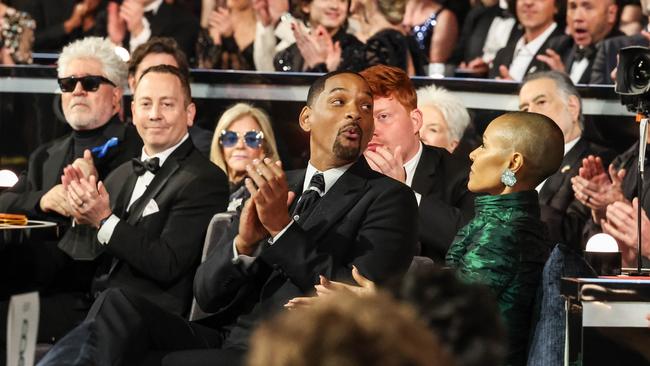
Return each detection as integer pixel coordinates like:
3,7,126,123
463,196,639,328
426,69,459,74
360,65,417,112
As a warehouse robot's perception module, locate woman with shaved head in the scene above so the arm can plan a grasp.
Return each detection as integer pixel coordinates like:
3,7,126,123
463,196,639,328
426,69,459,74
446,111,564,366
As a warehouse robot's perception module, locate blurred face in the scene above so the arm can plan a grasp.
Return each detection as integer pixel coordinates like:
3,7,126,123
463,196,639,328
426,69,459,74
222,116,265,182
129,52,180,91
516,0,557,33
60,58,121,131
567,0,617,47
304,0,348,32
519,78,580,143
132,72,195,155
419,105,456,153
468,121,513,195
300,73,374,168
642,0,650,16
368,96,422,161
227,0,252,11
619,5,643,36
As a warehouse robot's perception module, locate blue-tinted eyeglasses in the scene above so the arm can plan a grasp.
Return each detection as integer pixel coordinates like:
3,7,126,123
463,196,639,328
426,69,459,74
219,130,265,148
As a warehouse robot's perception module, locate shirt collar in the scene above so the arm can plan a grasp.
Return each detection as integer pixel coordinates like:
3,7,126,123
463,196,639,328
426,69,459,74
403,142,423,187
145,0,164,14
140,133,189,166
303,161,354,196
564,136,580,156
514,22,557,57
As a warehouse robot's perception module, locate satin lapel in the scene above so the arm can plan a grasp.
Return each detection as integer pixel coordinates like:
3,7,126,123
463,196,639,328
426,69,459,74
43,136,73,189
540,138,586,203
112,166,138,217
286,169,306,214
299,159,368,240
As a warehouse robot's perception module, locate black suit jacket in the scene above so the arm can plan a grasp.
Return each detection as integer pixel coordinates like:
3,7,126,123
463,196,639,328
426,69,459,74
451,5,501,64
412,144,474,262
539,138,614,248
489,25,564,79
59,138,229,316
590,33,649,85
193,158,418,349
0,117,142,225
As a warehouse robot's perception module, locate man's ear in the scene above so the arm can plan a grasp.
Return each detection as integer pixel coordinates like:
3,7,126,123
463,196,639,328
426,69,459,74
186,102,196,128
567,95,581,128
299,106,312,132
509,152,524,174
410,108,423,134
130,100,137,125
606,4,618,25
112,88,123,114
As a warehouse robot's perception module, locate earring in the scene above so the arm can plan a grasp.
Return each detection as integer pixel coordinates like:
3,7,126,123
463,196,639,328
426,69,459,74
501,168,517,187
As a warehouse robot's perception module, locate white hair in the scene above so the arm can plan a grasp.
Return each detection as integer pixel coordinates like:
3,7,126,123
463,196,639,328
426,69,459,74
416,85,470,143
57,37,127,89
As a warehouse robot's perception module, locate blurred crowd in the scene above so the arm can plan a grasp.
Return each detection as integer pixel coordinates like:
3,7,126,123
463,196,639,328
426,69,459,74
0,0,648,84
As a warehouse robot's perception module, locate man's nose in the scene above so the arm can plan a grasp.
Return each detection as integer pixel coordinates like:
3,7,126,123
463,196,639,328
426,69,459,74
149,104,162,120
72,81,86,96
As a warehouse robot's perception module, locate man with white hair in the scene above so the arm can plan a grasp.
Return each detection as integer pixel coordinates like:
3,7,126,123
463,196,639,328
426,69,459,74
416,85,471,153
0,36,142,351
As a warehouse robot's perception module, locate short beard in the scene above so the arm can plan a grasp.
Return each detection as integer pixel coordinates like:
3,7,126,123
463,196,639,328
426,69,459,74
332,124,363,162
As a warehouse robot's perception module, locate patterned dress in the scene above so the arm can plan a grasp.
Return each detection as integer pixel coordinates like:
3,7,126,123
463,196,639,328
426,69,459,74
0,7,35,64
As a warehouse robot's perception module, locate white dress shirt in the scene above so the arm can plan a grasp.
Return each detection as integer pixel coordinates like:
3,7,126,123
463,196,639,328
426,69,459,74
509,23,557,81
129,0,163,52
403,142,424,205
97,134,189,245
569,57,590,84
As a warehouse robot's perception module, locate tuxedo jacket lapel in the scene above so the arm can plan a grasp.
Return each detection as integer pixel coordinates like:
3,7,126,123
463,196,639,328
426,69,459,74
539,138,586,204
411,148,437,195
43,136,72,189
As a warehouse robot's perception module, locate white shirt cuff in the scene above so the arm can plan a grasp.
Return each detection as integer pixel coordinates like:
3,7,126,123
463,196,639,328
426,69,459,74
97,214,120,245
268,220,294,245
232,238,263,269
129,18,152,52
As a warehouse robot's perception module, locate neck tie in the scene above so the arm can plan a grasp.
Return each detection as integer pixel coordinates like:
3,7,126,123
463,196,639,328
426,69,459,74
132,157,160,176
292,172,325,222
574,44,595,61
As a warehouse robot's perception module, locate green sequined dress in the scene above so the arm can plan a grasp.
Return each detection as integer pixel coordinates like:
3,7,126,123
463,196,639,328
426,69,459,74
446,190,552,366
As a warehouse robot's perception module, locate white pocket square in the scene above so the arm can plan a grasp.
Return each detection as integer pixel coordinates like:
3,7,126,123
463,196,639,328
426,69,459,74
142,199,159,217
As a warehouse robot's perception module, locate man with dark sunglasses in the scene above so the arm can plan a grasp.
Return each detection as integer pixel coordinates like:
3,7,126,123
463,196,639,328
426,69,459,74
0,37,142,356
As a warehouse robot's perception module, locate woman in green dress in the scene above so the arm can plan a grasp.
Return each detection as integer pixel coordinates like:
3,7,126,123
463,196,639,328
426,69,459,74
445,111,565,366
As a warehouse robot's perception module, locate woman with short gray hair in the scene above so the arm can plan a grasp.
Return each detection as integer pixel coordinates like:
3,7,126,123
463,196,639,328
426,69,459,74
416,84,470,153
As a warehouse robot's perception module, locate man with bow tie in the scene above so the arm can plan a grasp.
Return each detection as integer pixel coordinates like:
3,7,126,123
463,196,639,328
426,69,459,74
538,0,621,84
37,70,418,366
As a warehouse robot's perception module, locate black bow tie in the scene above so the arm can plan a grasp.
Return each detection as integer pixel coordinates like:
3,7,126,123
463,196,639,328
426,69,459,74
574,45,595,62
132,157,160,176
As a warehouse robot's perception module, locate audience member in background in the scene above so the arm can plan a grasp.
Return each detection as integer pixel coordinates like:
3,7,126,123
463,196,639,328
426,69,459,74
572,128,650,260
274,0,364,72
0,36,142,355
105,0,199,63
539,0,620,84
519,71,613,248
252,0,294,71
591,0,650,84
196,0,257,70
619,3,644,36
446,112,563,365
25,0,104,53
402,0,458,69
453,0,516,77
128,37,214,155
350,0,425,75
210,102,280,210
416,85,470,153
601,198,650,267
248,292,452,366
489,0,563,81
37,70,418,366
360,65,474,263
0,1,34,64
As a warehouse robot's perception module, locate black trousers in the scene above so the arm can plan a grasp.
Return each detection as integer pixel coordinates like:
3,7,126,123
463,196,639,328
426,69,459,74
38,288,244,366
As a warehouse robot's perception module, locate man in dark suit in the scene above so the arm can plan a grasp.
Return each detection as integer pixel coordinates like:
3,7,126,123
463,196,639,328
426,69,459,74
538,0,620,84
518,71,613,248
0,37,142,359
37,70,418,366
105,0,199,63
489,0,563,81
590,0,650,84
360,65,474,263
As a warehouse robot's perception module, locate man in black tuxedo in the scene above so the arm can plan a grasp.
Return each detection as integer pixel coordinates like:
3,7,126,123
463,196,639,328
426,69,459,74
591,0,650,84
489,0,564,81
38,70,418,366
105,0,199,63
360,65,474,263
518,71,613,248
538,0,621,84
0,36,142,359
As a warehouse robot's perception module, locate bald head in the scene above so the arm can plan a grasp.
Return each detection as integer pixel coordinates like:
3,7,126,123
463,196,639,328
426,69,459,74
492,112,564,185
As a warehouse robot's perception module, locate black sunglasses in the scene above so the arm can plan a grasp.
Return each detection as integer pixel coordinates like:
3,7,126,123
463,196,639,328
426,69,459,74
57,75,116,93
219,130,265,148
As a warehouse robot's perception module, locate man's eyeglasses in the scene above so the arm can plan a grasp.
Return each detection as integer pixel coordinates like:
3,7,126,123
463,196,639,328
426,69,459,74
219,130,265,149
57,75,116,93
